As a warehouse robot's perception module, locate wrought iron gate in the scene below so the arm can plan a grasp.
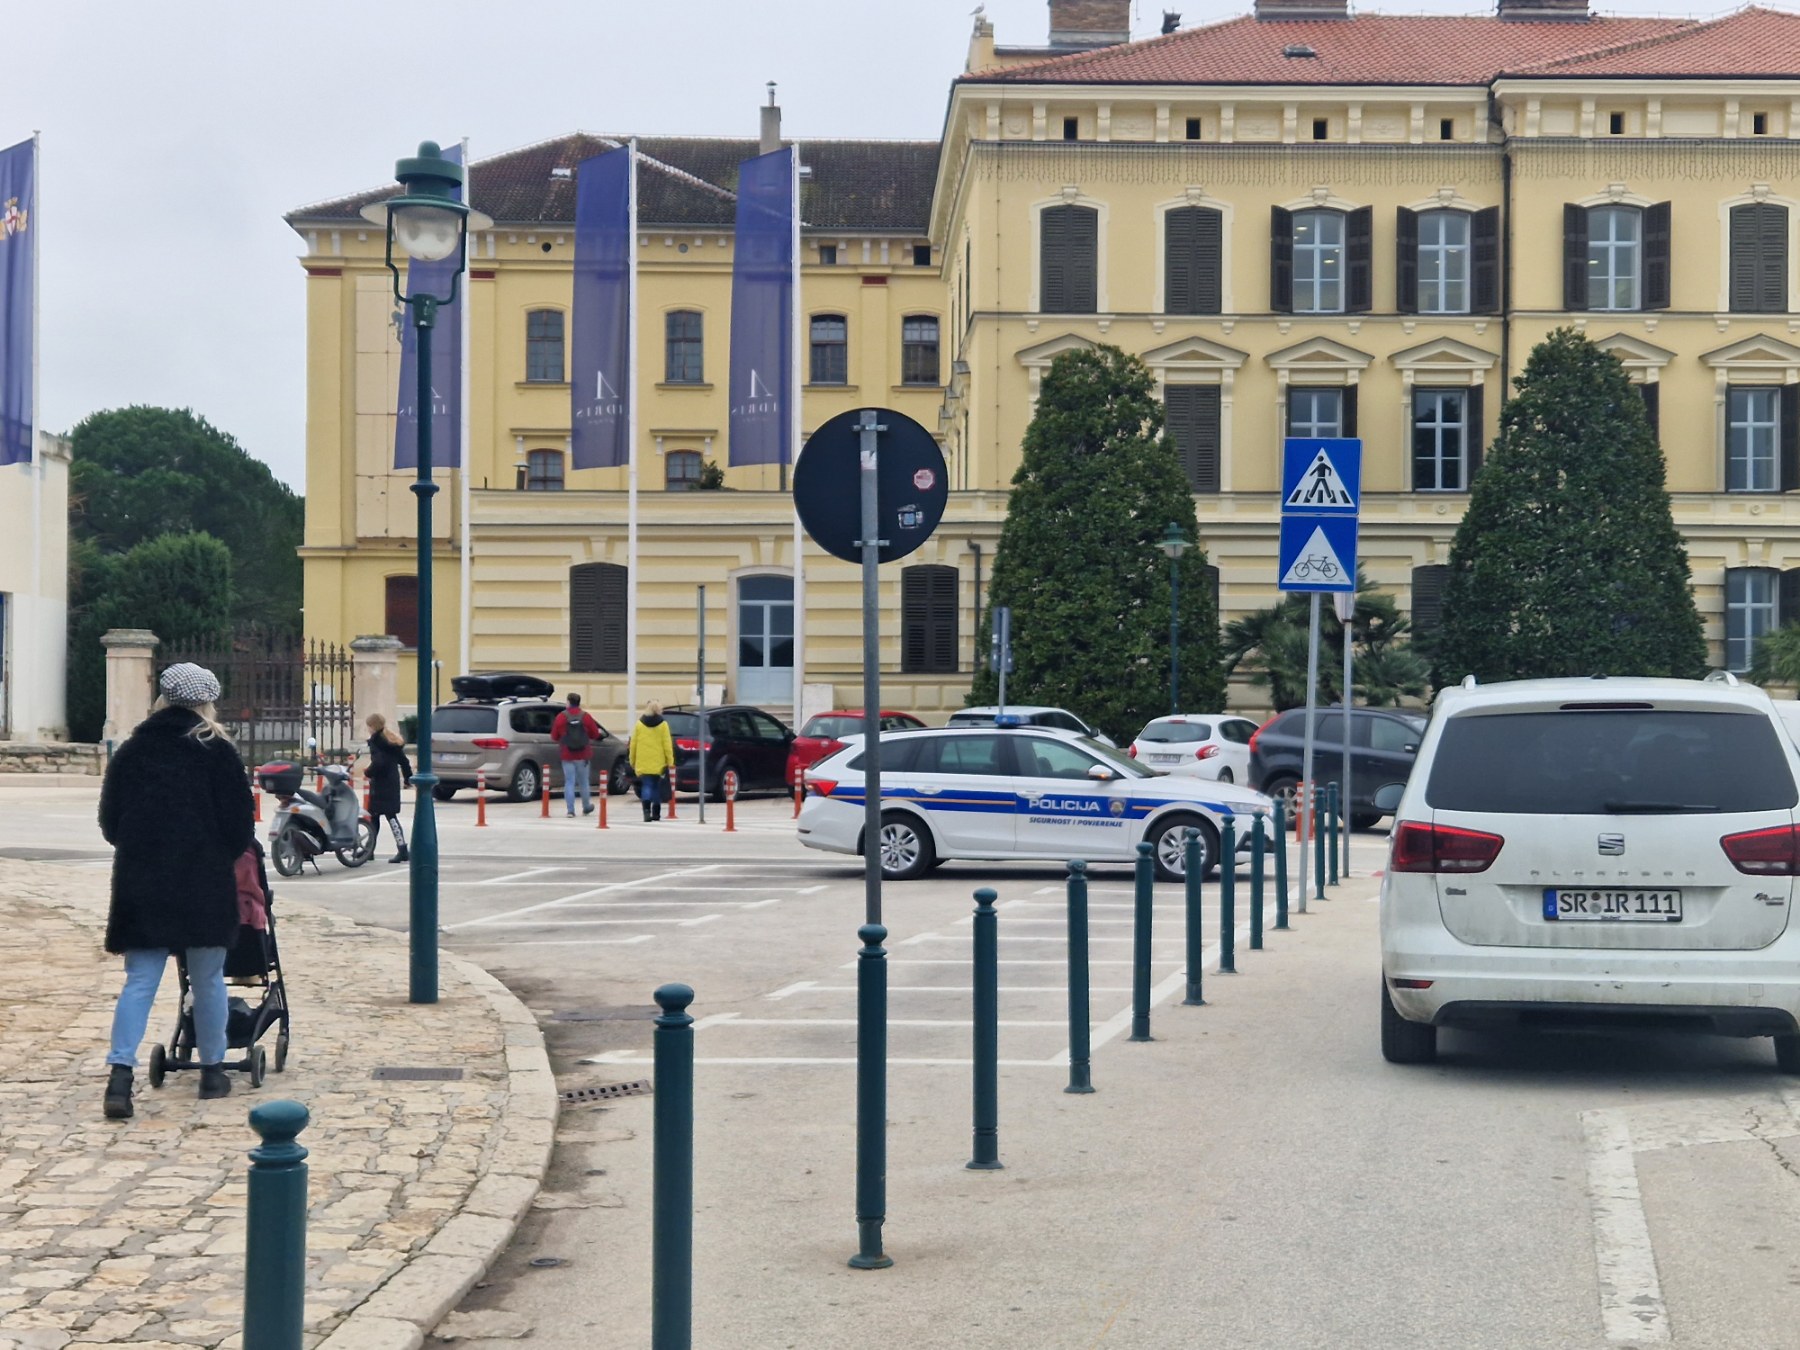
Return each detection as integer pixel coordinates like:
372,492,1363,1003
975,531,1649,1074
159,631,354,766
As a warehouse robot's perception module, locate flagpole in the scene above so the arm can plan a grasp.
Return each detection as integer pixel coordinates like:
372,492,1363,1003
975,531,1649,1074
625,138,640,719
458,136,473,678
27,130,41,740
789,146,805,725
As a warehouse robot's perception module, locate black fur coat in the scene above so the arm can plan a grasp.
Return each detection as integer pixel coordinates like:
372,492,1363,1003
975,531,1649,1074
99,707,255,954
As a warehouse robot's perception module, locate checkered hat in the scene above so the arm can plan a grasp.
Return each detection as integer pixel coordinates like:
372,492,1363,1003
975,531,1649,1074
159,662,221,709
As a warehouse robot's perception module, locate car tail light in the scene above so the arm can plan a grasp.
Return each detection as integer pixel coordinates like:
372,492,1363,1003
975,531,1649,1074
1389,821,1504,874
1721,825,1800,875
1248,716,1278,757
471,737,509,749
675,738,700,752
1194,744,1219,760
808,778,838,798
1127,745,1138,758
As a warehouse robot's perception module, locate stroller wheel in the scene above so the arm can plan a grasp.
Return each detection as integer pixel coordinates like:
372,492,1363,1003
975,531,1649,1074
147,1043,166,1090
249,1046,267,1088
274,1034,289,1073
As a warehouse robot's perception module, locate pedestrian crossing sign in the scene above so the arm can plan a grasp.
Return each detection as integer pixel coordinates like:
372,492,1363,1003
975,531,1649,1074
1281,438,1361,514
1277,515,1358,593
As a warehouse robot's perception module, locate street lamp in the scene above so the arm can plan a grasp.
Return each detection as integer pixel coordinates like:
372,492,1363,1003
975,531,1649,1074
362,142,491,1004
1159,522,1193,715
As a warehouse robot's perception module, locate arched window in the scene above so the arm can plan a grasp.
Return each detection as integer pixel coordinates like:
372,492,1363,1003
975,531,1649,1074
526,310,565,382
901,564,959,674
384,575,419,650
901,316,940,386
665,311,703,384
525,450,564,491
666,450,703,490
810,315,848,385
570,563,628,673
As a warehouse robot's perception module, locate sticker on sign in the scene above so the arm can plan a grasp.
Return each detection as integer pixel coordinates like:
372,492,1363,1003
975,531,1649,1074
913,469,935,491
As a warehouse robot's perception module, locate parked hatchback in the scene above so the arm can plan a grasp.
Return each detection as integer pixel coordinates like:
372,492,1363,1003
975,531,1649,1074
788,709,926,785
665,704,795,799
1129,714,1259,783
1380,674,1800,1070
1248,705,1426,829
431,675,629,802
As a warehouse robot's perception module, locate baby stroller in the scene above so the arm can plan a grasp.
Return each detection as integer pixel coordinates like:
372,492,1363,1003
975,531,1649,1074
146,843,292,1090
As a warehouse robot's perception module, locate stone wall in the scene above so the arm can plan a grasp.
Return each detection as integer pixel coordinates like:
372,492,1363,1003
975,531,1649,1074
0,742,103,775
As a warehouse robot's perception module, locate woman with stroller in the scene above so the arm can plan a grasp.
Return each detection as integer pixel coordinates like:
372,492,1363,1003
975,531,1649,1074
627,700,676,822
364,712,414,864
98,663,254,1118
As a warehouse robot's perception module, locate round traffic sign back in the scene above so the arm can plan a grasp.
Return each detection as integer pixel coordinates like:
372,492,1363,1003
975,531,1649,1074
793,408,949,565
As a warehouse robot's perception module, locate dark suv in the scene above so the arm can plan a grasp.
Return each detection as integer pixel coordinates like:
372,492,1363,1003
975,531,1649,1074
664,704,795,799
1248,706,1426,829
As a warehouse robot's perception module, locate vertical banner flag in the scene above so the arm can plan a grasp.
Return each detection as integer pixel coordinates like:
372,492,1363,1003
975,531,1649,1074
394,142,463,470
728,147,795,466
0,138,34,466
571,147,632,469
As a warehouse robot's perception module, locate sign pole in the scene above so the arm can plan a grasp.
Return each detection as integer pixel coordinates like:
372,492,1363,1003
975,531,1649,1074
995,607,1010,718
1298,594,1319,917
696,586,706,827
1336,590,1353,879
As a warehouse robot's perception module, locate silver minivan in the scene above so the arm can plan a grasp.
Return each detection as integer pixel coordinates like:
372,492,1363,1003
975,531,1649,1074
430,697,628,802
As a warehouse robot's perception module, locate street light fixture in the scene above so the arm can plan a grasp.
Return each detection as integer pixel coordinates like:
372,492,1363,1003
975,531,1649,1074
361,142,492,1004
1159,522,1193,716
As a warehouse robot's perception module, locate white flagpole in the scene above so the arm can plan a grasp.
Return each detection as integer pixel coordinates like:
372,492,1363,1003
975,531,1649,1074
789,145,805,724
458,136,473,678
625,139,640,719
25,130,41,740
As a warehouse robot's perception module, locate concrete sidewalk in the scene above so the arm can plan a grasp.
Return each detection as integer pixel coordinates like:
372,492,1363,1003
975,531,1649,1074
0,858,556,1350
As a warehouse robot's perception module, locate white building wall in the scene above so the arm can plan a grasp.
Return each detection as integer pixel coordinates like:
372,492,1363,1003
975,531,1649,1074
0,431,69,740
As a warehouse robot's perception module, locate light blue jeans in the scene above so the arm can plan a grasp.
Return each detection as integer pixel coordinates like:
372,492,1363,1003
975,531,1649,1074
563,757,592,814
108,947,227,1068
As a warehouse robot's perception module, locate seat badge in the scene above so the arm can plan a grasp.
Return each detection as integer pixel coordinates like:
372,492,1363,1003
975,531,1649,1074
1598,833,1625,856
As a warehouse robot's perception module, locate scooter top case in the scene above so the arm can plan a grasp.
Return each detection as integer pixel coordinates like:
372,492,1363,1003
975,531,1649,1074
449,672,556,702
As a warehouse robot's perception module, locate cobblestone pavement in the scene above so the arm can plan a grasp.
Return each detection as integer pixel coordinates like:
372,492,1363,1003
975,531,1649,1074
0,859,556,1350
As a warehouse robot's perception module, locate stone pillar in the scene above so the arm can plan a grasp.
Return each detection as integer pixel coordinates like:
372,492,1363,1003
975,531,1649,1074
351,636,404,744
101,629,159,748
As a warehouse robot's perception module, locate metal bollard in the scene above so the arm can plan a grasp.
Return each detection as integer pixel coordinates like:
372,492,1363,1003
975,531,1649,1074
666,768,678,821
475,769,487,827
968,888,1002,1170
1250,813,1266,951
1064,860,1094,1093
724,778,737,833
1219,816,1238,974
243,1100,310,1350
1313,786,1327,901
1129,841,1155,1042
1273,799,1291,931
849,924,893,1269
1327,782,1340,887
652,984,695,1350
1182,828,1205,1006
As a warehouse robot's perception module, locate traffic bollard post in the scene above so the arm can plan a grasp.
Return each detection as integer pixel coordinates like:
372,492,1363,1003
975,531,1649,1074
1313,786,1327,901
243,1100,310,1350
794,778,804,819
540,766,551,819
253,786,262,823
597,788,607,829
360,772,370,814
1129,841,1154,1042
1250,813,1266,951
1273,798,1291,931
1327,782,1340,887
1064,860,1094,1093
1182,828,1205,1006
1219,816,1238,973
651,983,695,1350
968,888,1002,1170
475,770,487,828
724,779,736,833
667,768,678,821
849,924,893,1269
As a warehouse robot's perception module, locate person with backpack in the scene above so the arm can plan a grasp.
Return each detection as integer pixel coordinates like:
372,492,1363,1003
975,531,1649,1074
551,692,602,817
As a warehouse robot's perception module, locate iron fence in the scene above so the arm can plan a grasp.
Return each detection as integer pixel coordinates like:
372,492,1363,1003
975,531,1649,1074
159,631,355,767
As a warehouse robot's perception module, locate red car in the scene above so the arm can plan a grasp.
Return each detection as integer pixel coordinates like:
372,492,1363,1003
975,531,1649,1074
787,709,926,784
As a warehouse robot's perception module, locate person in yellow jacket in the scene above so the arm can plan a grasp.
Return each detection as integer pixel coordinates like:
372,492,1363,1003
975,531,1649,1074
626,701,677,822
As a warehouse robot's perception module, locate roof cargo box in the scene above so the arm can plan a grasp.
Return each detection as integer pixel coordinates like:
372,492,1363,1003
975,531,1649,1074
450,672,557,702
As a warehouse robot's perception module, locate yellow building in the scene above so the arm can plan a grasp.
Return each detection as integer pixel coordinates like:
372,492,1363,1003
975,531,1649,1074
290,0,1800,726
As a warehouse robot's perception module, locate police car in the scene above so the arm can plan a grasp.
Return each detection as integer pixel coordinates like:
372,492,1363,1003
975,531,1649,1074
796,724,1272,881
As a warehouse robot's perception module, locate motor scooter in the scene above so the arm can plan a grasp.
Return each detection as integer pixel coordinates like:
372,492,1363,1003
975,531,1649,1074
256,762,375,876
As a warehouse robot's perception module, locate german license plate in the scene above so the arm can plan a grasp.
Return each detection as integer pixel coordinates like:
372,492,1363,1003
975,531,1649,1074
1543,889,1683,922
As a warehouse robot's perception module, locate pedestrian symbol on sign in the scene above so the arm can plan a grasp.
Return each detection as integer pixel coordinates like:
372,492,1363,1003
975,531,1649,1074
1284,448,1356,510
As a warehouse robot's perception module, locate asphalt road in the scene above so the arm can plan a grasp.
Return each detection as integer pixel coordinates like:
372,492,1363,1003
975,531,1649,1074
15,783,1800,1349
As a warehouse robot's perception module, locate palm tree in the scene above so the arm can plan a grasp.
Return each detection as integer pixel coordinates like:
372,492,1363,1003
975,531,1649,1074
1749,623,1800,693
1224,569,1429,710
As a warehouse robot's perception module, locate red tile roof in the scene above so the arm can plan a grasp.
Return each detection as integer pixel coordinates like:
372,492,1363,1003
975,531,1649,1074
963,11,1737,87
1510,6,1800,76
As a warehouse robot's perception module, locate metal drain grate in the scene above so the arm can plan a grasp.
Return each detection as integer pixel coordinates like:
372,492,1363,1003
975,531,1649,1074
560,1080,653,1104
371,1067,465,1082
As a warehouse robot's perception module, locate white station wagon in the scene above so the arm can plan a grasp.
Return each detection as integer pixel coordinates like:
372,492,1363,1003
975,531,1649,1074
797,725,1271,881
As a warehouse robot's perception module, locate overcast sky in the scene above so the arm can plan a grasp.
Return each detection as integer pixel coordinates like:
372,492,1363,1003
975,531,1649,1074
15,0,1730,490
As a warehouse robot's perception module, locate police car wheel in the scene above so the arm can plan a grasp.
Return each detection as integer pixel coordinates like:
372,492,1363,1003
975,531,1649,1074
1150,815,1216,884
877,812,934,881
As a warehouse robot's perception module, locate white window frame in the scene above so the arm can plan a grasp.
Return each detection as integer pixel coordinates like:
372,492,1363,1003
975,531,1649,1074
1588,205,1642,312
1727,386,1781,492
1726,567,1778,672
1418,209,1471,315
1413,388,1469,492
1289,388,1343,438
1292,209,1344,315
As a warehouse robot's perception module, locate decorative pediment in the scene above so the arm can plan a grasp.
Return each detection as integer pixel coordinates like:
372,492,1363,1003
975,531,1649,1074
1264,336,1374,375
1701,333,1800,371
1389,337,1500,374
1139,334,1249,373
1014,333,1098,369
1593,333,1676,373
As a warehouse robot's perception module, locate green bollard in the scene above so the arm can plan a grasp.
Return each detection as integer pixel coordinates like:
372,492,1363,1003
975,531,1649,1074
1327,782,1340,887
1129,841,1154,1042
968,888,1002,1169
1065,861,1095,1093
1313,786,1327,902
849,925,893,1269
243,1100,310,1350
1250,813,1266,951
1182,828,1205,1006
1273,798,1290,931
1219,816,1237,973
652,984,695,1349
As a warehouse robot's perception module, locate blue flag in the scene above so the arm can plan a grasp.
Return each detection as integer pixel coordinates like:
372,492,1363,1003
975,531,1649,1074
394,143,462,470
0,139,34,467
729,148,794,467
571,147,632,470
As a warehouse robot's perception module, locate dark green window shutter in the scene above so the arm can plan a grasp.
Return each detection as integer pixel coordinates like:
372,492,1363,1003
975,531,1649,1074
1762,204,1789,312
1395,208,1418,315
1165,385,1222,493
901,564,959,674
1165,207,1221,315
1643,201,1672,310
1471,206,1501,315
1346,206,1373,314
1730,203,1788,313
1783,385,1800,492
1270,207,1294,313
1782,568,1800,629
1041,205,1098,314
1342,384,1359,438
570,562,628,673
1563,204,1589,311
1465,384,1485,485
1411,565,1450,635
1638,382,1659,444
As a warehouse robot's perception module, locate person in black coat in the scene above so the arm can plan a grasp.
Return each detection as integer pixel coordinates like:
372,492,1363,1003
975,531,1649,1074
363,713,414,864
98,663,254,1119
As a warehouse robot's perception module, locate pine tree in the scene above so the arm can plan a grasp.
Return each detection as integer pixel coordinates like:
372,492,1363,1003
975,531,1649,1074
1435,329,1706,683
968,346,1225,740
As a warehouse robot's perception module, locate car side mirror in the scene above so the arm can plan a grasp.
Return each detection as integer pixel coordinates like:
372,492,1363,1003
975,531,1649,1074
1086,764,1116,782
1373,783,1405,812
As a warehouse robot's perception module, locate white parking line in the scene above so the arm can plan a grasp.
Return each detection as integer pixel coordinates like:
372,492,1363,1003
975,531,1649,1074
479,866,576,886
450,934,656,948
766,984,1133,994
580,1051,1063,1067
1581,1110,1670,1343
442,865,722,930
696,1017,1072,1028
471,915,723,928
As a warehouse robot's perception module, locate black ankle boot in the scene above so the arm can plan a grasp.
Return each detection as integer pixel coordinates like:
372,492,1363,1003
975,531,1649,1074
389,845,409,864
103,1065,134,1120
642,803,654,821
198,1065,232,1100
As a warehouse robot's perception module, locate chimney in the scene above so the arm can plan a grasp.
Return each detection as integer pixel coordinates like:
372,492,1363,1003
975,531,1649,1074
760,83,782,156
1496,0,1589,20
1254,0,1348,19
1047,0,1130,49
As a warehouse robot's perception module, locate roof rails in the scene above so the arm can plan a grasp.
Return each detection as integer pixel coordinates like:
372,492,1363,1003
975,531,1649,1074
1460,674,1478,689
1704,670,1741,686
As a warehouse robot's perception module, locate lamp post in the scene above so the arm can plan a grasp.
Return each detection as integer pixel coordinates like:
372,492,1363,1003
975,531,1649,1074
362,142,491,1004
1159,522,1193,716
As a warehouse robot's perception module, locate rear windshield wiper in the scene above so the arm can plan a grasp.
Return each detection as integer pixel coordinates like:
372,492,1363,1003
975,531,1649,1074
1601,801,1720,814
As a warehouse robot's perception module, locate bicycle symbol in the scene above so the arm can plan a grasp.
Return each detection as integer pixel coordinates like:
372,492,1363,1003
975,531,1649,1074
1291,554,1340,581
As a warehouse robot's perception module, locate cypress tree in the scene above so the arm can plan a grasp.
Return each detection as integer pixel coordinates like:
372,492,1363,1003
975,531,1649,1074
1435,329,1706,683
969,346,1225,740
